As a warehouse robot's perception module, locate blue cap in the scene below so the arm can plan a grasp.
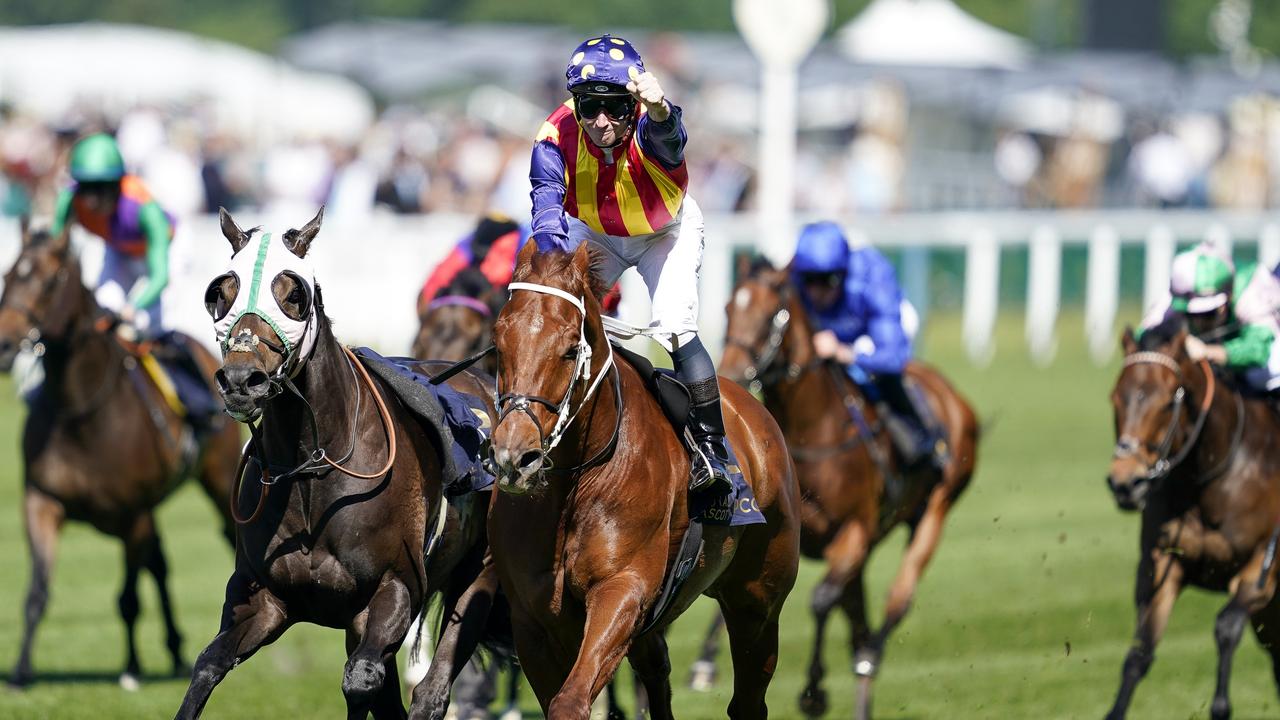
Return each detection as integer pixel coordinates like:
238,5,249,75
565,35,645,93
793,222,851,274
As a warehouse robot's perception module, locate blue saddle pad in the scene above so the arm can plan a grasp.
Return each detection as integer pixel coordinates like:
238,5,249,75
353,347,494,494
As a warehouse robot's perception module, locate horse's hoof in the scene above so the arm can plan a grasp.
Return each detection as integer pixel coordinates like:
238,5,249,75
1210,697,1231,720
798,686,828,717
118,672,141,692
853,648,879,678
688,659,717,692
343,657,385,700
497,708,523,720
5,672,32,691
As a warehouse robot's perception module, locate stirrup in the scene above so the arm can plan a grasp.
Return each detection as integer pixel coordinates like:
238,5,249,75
689,441,733,494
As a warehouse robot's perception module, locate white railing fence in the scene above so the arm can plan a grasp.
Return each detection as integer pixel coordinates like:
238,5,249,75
0,210,1274,367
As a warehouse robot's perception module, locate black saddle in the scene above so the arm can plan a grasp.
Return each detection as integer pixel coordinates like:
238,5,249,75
611,342,691,435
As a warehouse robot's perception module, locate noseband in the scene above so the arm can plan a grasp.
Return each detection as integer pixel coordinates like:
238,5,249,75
1117,350,1241,485
495,281,620,474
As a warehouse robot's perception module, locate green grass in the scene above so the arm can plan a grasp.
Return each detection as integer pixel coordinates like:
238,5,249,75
0,310,1277,719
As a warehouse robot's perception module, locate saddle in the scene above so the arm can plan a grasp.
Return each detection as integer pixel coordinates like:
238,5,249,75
352,347,493,496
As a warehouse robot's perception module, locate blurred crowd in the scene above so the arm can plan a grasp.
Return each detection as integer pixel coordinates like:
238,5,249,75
4,64,1280,224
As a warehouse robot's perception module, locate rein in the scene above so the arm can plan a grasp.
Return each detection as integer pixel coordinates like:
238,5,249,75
1118,351,1243,486
231,344,398,525
725,285,822,393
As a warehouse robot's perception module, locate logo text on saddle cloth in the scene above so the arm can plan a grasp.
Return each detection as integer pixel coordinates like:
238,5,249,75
689,441,765,527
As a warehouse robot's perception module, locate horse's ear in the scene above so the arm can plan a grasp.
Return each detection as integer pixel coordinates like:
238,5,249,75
219,207,251,254
48,225,70,255
570,240,592,283
1121,325,1137,355
284,206,324,259
516,237,538,272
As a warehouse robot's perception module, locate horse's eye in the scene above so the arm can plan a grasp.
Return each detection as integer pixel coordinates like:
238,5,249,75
204,273,238,320
563,346,579,360
273,271,312,321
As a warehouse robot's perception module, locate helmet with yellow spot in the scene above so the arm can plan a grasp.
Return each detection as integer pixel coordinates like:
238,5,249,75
565,34,645,95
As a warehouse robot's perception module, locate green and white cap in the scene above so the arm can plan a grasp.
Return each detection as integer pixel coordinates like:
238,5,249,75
1169,242,1234,314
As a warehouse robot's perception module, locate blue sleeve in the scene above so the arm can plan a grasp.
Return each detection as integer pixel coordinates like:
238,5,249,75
852,256,911,375
529,140,571,252
637,104,686,170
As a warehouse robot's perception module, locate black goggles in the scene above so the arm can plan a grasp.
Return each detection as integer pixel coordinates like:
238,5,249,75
800,271,844,289
574,93,636,121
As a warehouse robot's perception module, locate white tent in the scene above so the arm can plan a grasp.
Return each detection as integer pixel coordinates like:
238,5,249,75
837,0,1031,69
0,23,374,143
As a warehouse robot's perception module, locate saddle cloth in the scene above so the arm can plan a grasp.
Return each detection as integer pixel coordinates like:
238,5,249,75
353,347,494,495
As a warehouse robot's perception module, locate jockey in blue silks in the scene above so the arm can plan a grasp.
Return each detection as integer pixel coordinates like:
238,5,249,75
791,221,943,469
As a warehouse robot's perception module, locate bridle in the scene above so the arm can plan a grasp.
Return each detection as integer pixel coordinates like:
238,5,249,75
494,281,621,475
724,281,818,394
428,295,492,318
1115,350,1243,487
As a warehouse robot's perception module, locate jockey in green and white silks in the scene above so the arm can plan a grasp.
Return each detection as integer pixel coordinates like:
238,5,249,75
209,229,319,394
1140,240,1280,391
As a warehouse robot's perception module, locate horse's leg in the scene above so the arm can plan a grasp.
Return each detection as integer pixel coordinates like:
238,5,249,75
719,594,783,720
626,633,672,720
1249,595,1280,698
1105,553,1184,720
175,570,290,719
1211,551,1277,720
117,513,158,691
687,610,725,691
8,489,64,688
410,553,499,720
801,520,870,718
547,577,650,720
510,615,569,716
857,484,956,719
140,523,188,676
343,576,413,720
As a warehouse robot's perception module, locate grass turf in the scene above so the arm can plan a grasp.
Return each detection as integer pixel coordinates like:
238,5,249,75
0,309,1276,719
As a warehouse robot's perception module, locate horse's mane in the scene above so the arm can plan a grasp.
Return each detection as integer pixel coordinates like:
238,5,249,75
1138,313,1187,352
745,256,779,279
514,245,609,303
441,266,494,299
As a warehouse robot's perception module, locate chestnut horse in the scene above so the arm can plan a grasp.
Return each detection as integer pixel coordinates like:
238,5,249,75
716,262,979,720
412,267,503,375
176,209,498,719
0,222,240,690
1105,320,1280,719
487,241,800,720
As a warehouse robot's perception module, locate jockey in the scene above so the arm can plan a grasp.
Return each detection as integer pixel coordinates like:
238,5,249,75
419,212,523,305
1141,241,1280,391
791,221,943,469
529,34,731,493
48,133,217,427
50,133,173,332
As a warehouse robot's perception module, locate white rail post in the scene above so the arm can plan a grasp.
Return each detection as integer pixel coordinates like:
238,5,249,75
1143,224,1175,314
1259,223,1280,272
963,228,999,366
1026,225,1060,366
1085,224,1121,365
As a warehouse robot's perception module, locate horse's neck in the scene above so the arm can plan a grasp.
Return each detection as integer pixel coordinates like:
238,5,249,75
766,298,845,430
259,323,359,468
1190,372,1244,480
41,284,116,405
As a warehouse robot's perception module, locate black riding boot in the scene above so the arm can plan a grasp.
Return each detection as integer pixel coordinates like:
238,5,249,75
872,373,941,471
673,337,734,494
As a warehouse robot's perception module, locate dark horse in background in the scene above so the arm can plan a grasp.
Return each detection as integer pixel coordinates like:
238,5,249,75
1105,320,1280,719
412,267,503,376
486,241,800,720
715,261,979,720
176,209,501,719
0,221,241,689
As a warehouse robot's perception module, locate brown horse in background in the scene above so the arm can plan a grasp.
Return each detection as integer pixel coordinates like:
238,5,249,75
412,267,503,375
0,222,241,689
486,241,799,720
1105,320,1280,720
716,262,979,720
176,209,500,719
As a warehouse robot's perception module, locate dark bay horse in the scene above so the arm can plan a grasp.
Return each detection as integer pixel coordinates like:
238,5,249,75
1105,321,1280,719
0,222,241,689
412,267,502,375
176,209,498,719
716,262,979,720
487,240,800,720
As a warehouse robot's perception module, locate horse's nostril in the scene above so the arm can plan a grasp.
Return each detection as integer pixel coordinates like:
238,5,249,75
516,450,543,471
214,369,232,395
245,370,270,391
